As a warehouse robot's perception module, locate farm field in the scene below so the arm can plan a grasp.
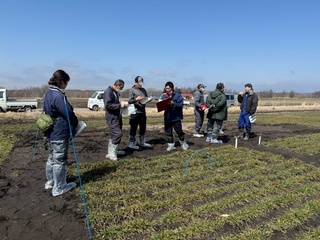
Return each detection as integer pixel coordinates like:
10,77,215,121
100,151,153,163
1,100,320,239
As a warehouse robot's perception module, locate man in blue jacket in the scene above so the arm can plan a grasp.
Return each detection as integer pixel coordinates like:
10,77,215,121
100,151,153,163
160,81,189,151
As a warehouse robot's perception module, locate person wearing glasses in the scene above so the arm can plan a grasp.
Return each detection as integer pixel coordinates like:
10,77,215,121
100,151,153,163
159,81,189,151
104,79,127,160
43,69,78,197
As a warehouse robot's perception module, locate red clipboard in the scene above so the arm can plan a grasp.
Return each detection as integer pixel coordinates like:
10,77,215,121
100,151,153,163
156,98,171,112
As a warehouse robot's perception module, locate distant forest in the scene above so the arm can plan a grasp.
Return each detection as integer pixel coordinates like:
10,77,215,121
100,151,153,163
1,85,320,99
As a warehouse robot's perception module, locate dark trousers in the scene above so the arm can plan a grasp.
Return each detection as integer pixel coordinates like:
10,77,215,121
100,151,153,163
129,113,147,137
165,120,185,143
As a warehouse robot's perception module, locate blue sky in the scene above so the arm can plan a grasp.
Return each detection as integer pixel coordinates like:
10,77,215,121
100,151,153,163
0,0,319,93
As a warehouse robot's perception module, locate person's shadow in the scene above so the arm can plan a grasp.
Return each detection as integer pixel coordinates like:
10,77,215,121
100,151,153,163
68,163,117,184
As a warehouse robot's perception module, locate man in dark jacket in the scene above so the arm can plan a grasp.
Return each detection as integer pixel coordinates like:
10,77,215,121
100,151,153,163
205,82,227,144
104,79,127,160
237,83,258,140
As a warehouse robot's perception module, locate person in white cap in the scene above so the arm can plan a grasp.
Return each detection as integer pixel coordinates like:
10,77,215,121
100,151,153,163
127,76,153,149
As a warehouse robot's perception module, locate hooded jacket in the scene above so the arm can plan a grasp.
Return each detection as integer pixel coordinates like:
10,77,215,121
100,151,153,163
205,89,228,120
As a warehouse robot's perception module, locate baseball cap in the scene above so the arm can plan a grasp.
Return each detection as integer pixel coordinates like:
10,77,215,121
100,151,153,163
197,84,206,89
245,83,253,88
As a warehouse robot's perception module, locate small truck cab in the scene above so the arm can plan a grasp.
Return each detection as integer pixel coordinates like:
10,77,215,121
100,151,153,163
0,89,38,112
87,91,104,111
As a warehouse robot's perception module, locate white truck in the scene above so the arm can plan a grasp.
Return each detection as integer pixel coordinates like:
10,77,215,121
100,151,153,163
0,89,38,112
87,91,104,111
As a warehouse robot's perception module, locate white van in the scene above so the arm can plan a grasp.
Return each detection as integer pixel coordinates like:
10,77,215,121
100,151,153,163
203,93,236,107
225,93,236,107
87,91,104,111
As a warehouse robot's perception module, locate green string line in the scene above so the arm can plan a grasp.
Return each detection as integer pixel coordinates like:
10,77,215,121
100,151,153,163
185,149,213,176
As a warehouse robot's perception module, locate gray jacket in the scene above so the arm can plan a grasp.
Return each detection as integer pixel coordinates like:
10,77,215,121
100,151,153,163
193,90,205,110
128,87,148,114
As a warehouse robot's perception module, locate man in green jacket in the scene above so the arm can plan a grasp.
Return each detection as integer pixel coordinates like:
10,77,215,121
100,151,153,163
205,82,228,144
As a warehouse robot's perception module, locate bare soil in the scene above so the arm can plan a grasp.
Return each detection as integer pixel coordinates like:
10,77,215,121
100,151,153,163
1,111,320,239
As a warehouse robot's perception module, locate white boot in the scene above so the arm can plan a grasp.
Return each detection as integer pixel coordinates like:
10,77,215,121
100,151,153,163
179,140,189,150
106,140,118,160
128,135,139,150
139,135,153,148
206,133,212,143
45,162,54,189
167,143,176,151
52,165,76,197
210,134,222,144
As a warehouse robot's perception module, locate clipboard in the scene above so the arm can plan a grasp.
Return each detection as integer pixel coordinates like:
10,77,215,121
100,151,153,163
140,96,153,105
156,98,171,112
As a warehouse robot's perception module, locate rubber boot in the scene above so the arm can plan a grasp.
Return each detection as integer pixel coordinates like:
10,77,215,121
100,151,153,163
179,140,189,150
139,135,152,148
206,132,212,143
243,132,250,141
52,165,76,197
210,134,222,144
166,143,176,151
106,140,118,160
128,135,139,150
45,162,54,190
236,129,244,139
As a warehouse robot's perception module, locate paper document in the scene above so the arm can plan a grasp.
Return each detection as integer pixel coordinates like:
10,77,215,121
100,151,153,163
75,121,86,137
121,104,135,115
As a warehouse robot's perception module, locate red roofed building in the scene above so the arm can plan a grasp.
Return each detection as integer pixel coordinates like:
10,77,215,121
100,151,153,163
181,93,193,99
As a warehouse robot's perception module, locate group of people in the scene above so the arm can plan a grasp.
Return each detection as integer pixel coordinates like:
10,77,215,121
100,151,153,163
42,69,258,197
192,82,259,142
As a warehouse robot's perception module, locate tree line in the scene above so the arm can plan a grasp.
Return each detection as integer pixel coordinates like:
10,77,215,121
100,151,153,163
1,85,319,99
